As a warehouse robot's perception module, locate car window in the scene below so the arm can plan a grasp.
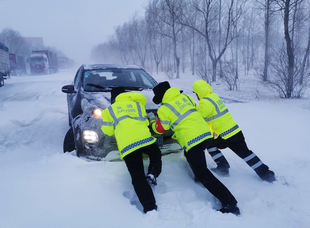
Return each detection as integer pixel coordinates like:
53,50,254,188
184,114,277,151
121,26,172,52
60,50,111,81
134,71,154,88
82,69,156,92
74,67,83,88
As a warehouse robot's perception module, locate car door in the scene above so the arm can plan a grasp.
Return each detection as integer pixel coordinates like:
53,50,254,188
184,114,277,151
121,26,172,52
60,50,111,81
68,67,84,123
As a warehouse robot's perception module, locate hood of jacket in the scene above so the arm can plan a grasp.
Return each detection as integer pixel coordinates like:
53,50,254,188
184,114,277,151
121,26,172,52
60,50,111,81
115,91,147,106
162,87,181,103
192,80,213,99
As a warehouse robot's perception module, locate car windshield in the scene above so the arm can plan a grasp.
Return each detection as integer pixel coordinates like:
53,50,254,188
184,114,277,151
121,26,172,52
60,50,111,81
29,57,46,64
82,68,157,92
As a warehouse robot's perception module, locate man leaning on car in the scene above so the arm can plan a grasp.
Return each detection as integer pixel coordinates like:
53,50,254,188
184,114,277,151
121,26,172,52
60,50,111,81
101,88,162,214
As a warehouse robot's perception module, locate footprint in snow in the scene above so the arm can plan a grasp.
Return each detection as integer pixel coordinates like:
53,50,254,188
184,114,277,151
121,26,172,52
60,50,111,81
123,190,143,212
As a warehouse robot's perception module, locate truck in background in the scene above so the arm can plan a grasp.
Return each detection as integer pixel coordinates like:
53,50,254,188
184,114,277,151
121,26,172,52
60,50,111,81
28,50,58,75
9,53,27,76
0,42,10,87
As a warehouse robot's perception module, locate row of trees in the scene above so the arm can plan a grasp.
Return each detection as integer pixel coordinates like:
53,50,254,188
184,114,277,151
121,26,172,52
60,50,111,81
0,28,29,57
91,0,310,98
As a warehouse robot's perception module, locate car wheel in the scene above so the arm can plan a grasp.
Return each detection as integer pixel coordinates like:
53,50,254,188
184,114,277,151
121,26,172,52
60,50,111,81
63,128,75,153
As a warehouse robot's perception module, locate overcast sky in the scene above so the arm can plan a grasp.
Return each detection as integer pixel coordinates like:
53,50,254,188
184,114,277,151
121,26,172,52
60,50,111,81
0,0,147,64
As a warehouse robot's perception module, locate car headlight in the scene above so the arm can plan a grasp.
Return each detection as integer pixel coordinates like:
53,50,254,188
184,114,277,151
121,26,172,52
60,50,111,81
83,130,99,143
81,98,103,119
93,108,103,118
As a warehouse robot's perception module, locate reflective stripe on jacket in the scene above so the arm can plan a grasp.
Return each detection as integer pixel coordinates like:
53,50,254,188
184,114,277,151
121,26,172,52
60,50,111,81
101,92,156,159
151,87,212,152
193,80,240,139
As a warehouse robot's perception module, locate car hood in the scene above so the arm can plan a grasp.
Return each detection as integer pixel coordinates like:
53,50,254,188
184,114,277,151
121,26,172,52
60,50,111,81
81,89,160,110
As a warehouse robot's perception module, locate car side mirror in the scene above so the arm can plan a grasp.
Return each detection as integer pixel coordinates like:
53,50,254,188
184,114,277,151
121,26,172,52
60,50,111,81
62,85,76,93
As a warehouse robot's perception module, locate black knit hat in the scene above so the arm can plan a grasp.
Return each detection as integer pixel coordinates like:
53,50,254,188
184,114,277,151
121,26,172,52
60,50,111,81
152,81,171,104
111,87,126,104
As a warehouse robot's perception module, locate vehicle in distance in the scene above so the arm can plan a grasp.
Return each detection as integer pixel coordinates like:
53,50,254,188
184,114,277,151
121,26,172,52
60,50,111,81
28,50,58,75
0,42,10,87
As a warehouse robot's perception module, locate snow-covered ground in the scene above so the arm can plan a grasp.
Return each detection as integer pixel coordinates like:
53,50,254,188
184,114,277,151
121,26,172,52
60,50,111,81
0,68,309,228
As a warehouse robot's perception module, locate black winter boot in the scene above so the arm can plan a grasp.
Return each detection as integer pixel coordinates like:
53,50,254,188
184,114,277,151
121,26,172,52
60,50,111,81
143,205,157,213
211,164,230,176
259,170,276,183
254,165,276,183
243,151,276,183
146,167,158,186
219,204,241,216
209,149,230,176
146,174,157,186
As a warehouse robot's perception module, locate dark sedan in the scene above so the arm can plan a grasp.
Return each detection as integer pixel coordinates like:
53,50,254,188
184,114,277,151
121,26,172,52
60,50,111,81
61,64,180,160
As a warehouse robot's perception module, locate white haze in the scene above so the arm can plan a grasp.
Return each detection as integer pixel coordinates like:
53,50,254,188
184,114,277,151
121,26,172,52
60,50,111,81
0,0,146,63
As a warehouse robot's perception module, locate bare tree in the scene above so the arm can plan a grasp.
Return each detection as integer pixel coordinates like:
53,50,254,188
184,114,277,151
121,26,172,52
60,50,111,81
109,22,136,64
195,40,212,82
149,0,184,78
268,0,310,98
251,0,277,81
268,46,302,97
296,0,310,85
145,2,167,73
181,0,245,82
130,17,149,68
262,0,310,98
189,26,197,75
221,61,239,90
299,27,310,85
180,27,188,73
283,0,295,97
263,0,272,81
0,28,28,55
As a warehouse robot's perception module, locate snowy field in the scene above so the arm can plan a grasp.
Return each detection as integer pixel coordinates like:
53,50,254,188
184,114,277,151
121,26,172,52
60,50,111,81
0,68,309,228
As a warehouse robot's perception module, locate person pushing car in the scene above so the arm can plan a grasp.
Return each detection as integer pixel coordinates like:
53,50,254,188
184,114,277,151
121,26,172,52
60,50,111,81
192,80,276,182
101,88,162,214
148,81,240,215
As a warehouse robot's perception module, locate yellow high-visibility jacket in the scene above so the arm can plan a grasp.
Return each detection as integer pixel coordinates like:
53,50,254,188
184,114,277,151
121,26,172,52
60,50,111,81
151,87,212,152
193,80,241,139
101,92,156,159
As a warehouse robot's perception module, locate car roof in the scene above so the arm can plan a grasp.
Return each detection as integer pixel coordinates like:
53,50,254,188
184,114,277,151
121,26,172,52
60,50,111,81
82,64,142,71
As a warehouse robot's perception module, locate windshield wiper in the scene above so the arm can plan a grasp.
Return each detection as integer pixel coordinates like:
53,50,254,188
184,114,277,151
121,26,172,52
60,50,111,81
86,84,144,92
123,86,144,91
86,83,112,92
87,83,105,89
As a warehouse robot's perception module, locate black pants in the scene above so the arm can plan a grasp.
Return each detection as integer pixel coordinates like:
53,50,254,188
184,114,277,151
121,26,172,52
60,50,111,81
123,142,162,213
185,139,237,207
209,131,252,157
208,131,270,176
